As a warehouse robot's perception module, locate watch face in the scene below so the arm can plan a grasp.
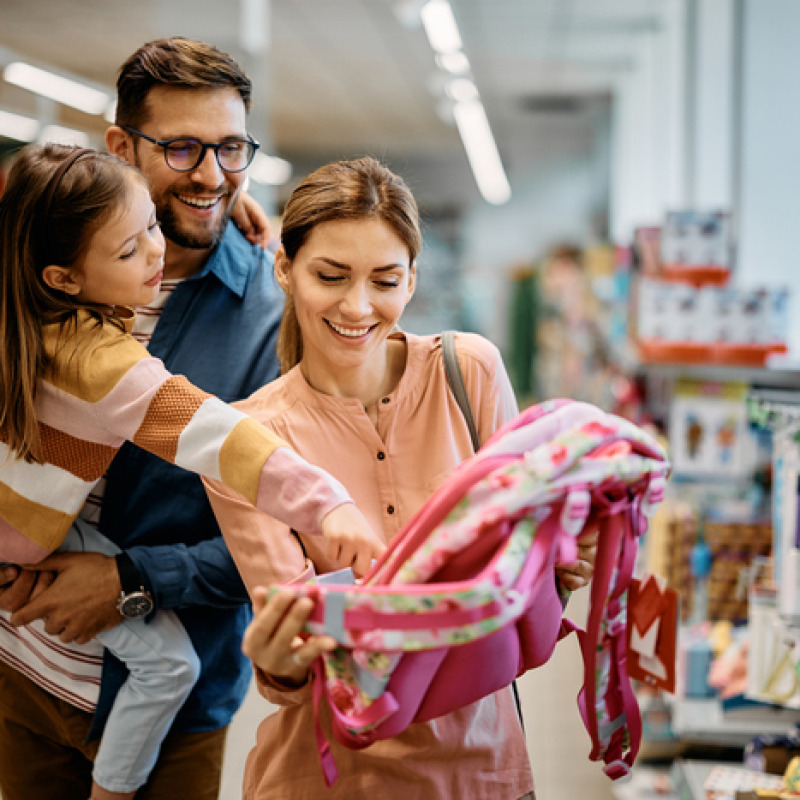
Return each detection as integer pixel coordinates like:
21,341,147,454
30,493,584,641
119,592,154,619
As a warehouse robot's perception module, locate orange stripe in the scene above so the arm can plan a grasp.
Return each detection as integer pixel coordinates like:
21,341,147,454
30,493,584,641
132,375,208,462
39,423,117,482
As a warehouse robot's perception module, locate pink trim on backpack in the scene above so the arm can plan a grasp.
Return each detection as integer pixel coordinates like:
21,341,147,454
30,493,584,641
270,399,670,785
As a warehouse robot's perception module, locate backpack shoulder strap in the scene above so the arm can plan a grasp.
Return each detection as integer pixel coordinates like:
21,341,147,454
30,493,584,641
441,330,525,732
442,331,480,452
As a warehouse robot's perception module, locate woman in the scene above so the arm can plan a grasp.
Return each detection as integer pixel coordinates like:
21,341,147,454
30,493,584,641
205,157,595,799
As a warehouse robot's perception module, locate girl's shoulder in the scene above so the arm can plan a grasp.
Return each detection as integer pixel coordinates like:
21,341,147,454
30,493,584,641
43,311,152,396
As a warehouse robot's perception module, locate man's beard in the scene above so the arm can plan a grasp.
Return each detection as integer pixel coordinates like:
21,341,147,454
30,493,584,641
156,202,229,250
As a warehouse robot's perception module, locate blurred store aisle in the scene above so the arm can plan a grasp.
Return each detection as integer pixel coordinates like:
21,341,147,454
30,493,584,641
219,587,616,800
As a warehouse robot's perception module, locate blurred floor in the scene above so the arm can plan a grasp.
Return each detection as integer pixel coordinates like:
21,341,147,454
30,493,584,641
517,587,616,800
219,587,618,800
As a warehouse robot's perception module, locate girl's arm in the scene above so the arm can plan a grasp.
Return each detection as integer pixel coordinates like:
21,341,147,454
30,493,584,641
46,326,384,572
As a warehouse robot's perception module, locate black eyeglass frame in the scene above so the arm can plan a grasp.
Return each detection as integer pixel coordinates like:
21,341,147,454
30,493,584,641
121,125,260,173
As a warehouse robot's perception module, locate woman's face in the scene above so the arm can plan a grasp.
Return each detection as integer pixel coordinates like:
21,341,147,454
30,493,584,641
276,217,416,382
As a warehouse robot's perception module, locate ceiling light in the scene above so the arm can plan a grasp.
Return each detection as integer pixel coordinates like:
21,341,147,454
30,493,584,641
249,153,292,186
420,0,462,54
4,62,110,115
447,77,479,103
0,109,39,142
38,124,90,147
452,99,511,205
435,51,471,75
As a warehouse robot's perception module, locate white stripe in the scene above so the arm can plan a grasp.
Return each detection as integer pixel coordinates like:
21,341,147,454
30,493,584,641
0,440,97,514
0,614,101,710
174,397,248,481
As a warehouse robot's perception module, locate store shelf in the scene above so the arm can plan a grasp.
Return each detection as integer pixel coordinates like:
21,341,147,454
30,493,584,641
671,697,800,746
638,340,787,369
636,359,800,389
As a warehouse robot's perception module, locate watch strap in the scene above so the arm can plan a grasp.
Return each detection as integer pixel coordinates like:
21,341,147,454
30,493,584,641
116,551,146,595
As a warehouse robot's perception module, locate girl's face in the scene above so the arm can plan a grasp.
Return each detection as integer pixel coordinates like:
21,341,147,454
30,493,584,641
276,217,416,383
70,177,165,308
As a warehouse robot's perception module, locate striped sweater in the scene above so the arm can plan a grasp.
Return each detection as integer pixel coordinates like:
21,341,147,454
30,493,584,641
0,309,349,564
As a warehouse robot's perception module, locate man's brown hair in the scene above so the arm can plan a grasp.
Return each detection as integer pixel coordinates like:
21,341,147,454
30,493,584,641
115,37,252,129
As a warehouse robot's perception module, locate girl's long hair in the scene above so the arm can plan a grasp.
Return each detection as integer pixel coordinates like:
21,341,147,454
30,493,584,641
277,156,422,374
0,143,138,462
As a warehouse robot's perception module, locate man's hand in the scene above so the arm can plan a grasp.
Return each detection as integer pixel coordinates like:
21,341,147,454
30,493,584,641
10,552,122,643
0,567,54,613
231,191,272,250
554,530,598,593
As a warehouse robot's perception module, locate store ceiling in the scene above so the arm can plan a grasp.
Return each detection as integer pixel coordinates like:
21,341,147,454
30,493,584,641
0,0,666,213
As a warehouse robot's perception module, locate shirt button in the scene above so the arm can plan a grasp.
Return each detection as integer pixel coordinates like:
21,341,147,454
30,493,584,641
387,505,395,515
377,451,386,460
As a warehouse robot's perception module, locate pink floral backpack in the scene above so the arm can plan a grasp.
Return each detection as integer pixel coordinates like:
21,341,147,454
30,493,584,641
276,399,670,786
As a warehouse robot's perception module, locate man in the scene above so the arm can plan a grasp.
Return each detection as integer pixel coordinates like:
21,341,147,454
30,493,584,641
0,37,281,800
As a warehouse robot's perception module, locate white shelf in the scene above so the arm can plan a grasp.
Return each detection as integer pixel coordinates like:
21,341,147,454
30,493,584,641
671,696,800,745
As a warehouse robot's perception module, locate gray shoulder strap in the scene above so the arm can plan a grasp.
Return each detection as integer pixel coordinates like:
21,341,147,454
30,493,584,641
441,330,481,452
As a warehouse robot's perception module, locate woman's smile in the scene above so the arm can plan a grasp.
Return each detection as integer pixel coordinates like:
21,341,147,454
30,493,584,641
326,320,378,339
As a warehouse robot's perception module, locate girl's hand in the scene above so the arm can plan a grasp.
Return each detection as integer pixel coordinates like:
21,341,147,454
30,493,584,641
242,587,337,685
231,191,271,250
321,503,385,579
555,530,598,592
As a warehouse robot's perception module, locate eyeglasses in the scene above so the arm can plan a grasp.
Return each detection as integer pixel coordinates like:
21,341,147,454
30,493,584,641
121,126,260,173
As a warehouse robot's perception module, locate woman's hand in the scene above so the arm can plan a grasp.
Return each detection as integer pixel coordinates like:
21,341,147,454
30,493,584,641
231,190,272,249
242,587,337,686
321,503,386,579
554,530,598,593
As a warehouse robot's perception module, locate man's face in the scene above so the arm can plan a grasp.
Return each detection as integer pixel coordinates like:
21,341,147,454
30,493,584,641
129,86,249,252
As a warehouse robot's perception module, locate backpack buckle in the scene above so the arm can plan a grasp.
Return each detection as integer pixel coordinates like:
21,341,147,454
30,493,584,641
603,760,632,781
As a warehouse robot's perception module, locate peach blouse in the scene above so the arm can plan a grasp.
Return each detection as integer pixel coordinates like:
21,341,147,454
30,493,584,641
205,331,535,800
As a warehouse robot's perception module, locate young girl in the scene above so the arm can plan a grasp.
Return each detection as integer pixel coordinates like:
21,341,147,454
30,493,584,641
0,143,384,800
204,157,595,800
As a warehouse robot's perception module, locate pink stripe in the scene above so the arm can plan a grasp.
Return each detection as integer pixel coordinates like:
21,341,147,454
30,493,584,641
0,517,51,563
36,357,172,445
309,597,505,631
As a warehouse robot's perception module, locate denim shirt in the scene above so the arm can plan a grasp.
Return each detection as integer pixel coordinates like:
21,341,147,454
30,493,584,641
90,223,283,740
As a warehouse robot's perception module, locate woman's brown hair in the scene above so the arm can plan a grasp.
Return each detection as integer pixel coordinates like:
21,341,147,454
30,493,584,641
277,157,422,374
0,143,141,462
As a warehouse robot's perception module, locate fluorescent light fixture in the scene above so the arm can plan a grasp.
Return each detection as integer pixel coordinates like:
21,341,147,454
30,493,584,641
435,51,471,75
4,62,110,116
420,0,462,54
447,77,479,103
38,124,90,147
0,109,40,141
104,99,117,124
452,99,511,205
249,153,292,186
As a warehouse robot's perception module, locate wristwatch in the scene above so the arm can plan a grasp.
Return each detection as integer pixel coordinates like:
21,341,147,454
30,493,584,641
115,552,154,619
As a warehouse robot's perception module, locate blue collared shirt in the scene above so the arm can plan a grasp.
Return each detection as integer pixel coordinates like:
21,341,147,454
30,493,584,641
91,223,283,739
